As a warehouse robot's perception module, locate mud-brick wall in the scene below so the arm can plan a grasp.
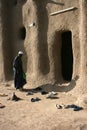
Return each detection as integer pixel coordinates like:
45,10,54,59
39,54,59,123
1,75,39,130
47,0,80,82
22,0,81,87
23,0,50,86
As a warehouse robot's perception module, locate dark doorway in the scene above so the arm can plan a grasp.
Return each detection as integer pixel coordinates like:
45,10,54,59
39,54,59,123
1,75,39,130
61,31,73,81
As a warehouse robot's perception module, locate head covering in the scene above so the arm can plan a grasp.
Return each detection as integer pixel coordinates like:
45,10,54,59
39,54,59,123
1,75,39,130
18,51,23,55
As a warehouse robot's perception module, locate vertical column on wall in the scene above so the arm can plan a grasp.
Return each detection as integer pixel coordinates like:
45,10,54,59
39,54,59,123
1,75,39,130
0,1,5,81
79,0,87,93
25,0,40,82
1,0,14,81
32,0,50,81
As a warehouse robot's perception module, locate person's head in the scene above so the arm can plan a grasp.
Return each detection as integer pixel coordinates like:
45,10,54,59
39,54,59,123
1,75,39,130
18,51,23,57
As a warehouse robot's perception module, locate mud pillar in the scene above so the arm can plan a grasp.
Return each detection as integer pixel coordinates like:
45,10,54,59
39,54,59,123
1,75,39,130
0,1,5,81
79,0,87,93
31,0,49,81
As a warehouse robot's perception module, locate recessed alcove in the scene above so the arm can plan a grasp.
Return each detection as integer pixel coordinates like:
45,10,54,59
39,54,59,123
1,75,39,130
19,26,26,40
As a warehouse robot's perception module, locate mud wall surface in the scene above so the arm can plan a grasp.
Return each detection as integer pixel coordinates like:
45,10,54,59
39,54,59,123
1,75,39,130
22,0,81,87
46,0,80,82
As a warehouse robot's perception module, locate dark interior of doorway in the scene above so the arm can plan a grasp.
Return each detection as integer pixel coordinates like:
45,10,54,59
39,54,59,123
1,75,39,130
61,31,73,81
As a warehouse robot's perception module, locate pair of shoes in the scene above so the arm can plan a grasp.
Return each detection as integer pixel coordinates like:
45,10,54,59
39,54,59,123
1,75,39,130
0,93,8,97
64,104,83,111
51,91,57,95
56,104,65,109
31,97,41,102
56,104,62,109
0,103,5,108
47,93,58,99
64,104,76,109
73,106,83,111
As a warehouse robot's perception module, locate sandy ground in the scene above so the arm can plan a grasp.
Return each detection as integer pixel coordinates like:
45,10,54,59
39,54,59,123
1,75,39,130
0,81,87,130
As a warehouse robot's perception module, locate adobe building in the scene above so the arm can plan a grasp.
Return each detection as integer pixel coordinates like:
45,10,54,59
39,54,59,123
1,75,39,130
0,0,87,94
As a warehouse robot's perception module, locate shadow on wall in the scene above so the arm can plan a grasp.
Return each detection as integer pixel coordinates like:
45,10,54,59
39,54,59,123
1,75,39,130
1,0,14,80
52,32,62,81
1,0,27,80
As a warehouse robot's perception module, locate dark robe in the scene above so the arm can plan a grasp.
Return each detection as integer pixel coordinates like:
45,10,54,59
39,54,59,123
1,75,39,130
13,55,26,89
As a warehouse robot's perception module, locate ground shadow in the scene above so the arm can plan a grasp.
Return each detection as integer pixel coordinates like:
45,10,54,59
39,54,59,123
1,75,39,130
22,75,79,93
57,75,79,92
22,87,42,93
35,75,79,93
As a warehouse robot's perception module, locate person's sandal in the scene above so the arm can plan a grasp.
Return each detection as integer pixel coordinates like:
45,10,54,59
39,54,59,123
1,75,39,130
0,103,5,108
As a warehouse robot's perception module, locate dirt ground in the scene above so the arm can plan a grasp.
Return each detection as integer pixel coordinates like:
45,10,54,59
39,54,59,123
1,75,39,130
0,81,87,130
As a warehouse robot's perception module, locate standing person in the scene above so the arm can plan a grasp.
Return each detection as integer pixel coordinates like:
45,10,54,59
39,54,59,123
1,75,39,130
13,51,26,90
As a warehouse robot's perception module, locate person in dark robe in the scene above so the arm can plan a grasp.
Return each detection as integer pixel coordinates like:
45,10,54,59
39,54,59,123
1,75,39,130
13,51,26,90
